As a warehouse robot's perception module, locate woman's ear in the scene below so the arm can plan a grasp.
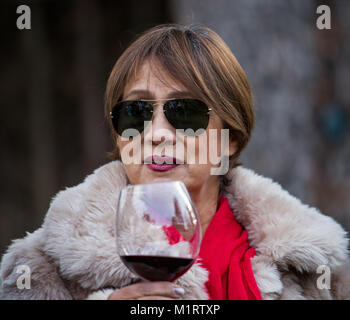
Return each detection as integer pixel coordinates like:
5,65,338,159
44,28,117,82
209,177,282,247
228,139,237,157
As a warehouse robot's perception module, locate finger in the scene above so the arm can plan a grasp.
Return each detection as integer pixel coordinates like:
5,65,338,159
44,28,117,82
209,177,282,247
137,296,175,300
109,281,184,300
130,281,184,299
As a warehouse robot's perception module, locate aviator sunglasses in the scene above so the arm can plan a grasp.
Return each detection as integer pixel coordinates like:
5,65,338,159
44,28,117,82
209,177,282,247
110,98,212,136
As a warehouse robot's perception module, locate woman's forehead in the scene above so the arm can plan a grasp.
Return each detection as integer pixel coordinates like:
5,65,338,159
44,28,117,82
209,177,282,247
124,60,189,99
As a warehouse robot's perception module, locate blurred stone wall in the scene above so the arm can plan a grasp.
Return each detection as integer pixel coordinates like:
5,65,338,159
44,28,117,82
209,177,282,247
170,0,350,231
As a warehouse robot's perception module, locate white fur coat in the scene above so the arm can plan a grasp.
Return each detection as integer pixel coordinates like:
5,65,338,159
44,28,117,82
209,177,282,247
1,161,350,300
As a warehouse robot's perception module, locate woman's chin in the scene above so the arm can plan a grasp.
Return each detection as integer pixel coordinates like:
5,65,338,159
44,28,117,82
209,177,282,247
144,169,180,183
147,177,173,183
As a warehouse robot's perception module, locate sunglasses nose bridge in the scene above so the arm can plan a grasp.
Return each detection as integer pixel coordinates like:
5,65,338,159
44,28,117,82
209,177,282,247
151,100,167,111
143,104,177,144
150,107,174,129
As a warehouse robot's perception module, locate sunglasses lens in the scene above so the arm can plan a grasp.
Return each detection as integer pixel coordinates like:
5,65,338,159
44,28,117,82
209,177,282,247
165,99,209,136
111,101,153,136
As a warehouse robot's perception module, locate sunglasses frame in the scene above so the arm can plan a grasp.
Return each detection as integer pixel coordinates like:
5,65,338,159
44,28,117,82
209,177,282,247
110,98,212,135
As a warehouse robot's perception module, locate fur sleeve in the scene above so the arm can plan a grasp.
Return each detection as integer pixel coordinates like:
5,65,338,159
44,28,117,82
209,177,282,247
0,228,73,300
331,259,350,300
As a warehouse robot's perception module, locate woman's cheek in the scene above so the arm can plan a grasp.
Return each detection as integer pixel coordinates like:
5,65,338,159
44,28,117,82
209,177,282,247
118,137,143,165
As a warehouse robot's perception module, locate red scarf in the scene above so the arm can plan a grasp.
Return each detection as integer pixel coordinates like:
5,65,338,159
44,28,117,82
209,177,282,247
198,196,262,300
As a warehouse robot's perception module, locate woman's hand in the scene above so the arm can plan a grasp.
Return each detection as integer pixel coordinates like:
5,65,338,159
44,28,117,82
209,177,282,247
107,281,185,300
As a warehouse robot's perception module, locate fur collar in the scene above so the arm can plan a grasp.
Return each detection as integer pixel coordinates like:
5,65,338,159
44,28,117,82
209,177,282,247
224,167,349,273
41,160,349,299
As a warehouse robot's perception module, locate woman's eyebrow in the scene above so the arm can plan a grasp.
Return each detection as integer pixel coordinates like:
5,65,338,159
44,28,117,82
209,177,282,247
123,89,193,100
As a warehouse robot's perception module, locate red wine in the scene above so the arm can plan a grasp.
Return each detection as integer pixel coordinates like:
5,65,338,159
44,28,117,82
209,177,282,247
120,255,195,282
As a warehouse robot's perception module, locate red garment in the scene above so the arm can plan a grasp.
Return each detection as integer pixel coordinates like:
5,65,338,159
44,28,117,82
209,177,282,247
198,196,262,300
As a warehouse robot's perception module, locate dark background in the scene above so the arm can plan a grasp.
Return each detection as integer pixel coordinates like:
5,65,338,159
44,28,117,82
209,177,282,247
1,0,349,259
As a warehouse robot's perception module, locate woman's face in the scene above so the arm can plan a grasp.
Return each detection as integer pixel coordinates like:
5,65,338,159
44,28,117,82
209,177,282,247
117,60,236,196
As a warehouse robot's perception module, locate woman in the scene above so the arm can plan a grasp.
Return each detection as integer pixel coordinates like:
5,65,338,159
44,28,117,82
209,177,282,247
1,23,350,300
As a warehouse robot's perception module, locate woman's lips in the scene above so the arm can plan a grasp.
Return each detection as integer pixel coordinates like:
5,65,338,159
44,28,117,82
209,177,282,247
145,156,182,172
146,163,179,172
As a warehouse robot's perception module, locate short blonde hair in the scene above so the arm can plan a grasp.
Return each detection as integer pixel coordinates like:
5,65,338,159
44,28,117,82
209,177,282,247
105,23,254,187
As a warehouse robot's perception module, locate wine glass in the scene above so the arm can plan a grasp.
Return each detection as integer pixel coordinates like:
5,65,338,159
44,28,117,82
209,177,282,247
115,181,201,282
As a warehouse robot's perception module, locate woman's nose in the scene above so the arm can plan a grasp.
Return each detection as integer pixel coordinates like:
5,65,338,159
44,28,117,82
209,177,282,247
143,104,176,145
